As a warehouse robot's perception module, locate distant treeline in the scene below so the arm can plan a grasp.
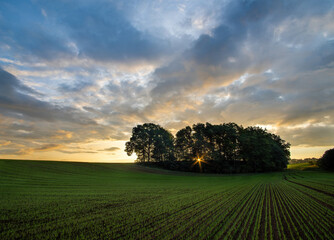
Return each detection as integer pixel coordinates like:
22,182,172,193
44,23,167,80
125,122,290,173
289,158,318,164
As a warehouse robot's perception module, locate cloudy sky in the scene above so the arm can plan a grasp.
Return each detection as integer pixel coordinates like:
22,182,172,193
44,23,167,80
0,0,333,162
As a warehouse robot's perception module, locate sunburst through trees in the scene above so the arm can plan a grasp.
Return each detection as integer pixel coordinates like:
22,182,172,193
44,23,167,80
125,122,290,173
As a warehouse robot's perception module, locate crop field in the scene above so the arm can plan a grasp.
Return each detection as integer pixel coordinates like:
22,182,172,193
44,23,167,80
287,162,318,171
0,160,333,239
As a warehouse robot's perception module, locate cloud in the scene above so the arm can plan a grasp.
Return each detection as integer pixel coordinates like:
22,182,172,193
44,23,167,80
147,0,334,121
0,68,96,124
35,144,63,152
0,143,63,156
52,130,73,140
58,150,98,154
0,141,11,147
151,0,334,99
0,0,333,159
278,125,334,147
99,147,120,152
0,0,168,63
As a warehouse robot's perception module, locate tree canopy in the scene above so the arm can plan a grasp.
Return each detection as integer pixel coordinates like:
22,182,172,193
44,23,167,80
125,122,290,173
317,148,334,171
125,123,175,163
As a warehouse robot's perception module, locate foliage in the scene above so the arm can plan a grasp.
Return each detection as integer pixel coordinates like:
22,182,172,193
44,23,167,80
127,122,290,172
174,126,193,161
0,160,333,239
125,123,175,162
317,148,334,171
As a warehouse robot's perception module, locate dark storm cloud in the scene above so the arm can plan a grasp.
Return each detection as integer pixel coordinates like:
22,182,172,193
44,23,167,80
0,68,95,124
0,0,166,63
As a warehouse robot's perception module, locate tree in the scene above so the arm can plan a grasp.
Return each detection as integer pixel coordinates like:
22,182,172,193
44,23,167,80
192,123,211,160
152,127,175,162
175,126,193,161
238,127,290,172
125,123,175,162
318,148,334,171
211,123,240,162
268,133,290,170
126,122,290,173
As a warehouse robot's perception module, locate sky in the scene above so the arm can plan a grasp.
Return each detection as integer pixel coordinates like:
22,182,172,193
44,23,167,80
0,0,333,162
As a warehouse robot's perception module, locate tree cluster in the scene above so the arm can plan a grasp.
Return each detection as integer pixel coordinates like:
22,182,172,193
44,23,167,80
317,148,334,171
125,122,290,173
125,123,175,163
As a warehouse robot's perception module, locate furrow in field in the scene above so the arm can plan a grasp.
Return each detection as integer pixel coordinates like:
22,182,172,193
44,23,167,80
286,184,334,211
165,184,257,239
18,193,188,239
281,183,334,238
292,173,334,186
276,182,328,240
140,191,229,239
240,184,266,240
80,192,213,238
194,184,256,239
120,187,242,239
114,193,209,238
178,185,254,240
177,185,248,240
213,183,262,239
219,186,261,239
268,184,280,240
288,186,333,239
303,180,334,189
275,184,312,240
168,187,246,240
253,184,266,240
271,185,296,239
285,178,334,197
253,185,267,240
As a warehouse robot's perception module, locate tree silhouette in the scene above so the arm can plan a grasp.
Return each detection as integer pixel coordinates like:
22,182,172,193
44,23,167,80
318,148,334,170
175,126,193,161
126,122,290,172
125,123,174,162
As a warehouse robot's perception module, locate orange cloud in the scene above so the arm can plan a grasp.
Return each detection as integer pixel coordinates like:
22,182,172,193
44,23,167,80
0,141,11,147
53,130,73,139
17,148,34,155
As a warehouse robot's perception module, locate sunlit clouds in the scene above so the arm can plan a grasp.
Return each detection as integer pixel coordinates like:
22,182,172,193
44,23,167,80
0,0,333,161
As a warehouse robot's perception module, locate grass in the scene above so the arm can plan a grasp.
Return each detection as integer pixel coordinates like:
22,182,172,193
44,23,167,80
0,160,333,239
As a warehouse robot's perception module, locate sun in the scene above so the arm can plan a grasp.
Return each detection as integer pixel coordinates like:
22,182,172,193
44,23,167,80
191,156,207,172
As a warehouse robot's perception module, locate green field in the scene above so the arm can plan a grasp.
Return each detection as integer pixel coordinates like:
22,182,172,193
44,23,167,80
287,162,318,171
0,160,333,239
